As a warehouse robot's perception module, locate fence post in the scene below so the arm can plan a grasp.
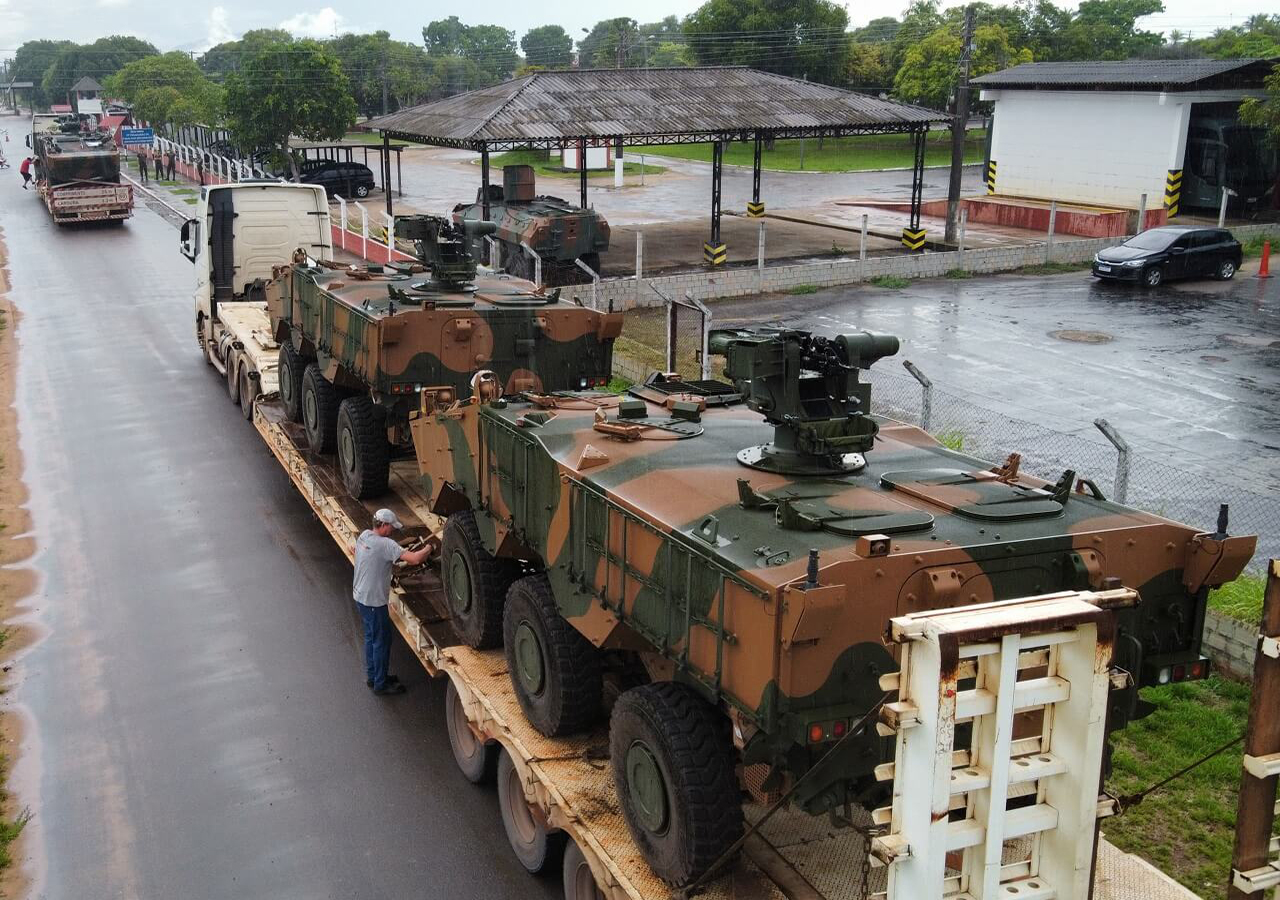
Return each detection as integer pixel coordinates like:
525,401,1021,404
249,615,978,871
1045,200,1057,264
903,360,933,432
1094,418,1130,503
636,231,644,281
1218,187,1229,228
684,290,713,381
519,241,542,287
383,210,395,261
757,220,766,294
1135,192,1147,234
860,214,869,281
574,257,600,309
335,196,348,252
958,208,968,269
356,202,369,260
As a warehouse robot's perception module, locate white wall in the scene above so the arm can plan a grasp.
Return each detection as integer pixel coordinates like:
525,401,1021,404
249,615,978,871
985,89,1195,208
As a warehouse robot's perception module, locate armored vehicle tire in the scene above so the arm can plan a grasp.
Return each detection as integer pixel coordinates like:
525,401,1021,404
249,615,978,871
441,511,515,649
1142,266,1163,287
226,351,241,404
562,841,606,900
278,343,305,423
239,366,255,421
503,574,602,737
445,678,498,784
301,364,340,454
609,682,744,887
336,396,390,499
497,748,565,873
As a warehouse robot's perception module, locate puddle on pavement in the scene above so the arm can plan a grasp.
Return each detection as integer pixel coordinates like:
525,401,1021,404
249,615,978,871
1048,329,1113,344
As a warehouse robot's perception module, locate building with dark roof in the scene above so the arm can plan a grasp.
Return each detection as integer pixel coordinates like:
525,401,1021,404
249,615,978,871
972,58,1276,216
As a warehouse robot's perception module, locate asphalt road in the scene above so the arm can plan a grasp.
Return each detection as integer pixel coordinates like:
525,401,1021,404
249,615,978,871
1,178,556,897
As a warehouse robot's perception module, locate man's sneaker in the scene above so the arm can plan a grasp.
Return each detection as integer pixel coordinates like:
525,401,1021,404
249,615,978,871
366,674,400,688
373,682,406,695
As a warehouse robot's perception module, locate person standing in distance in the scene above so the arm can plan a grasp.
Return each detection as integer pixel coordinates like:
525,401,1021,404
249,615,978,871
353,509,433,695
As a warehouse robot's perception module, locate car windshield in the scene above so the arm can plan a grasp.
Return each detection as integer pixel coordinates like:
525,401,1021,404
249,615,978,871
1124,231,1180,251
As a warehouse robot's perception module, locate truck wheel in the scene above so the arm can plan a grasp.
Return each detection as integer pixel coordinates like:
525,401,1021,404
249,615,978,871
239,367,255,421
336,396,390,499
226,351,241,404
278,343,305,422
562,840,606,900
609,682,744,887
441,511,514,649
301,364,340,454
445,678,497,784
497,748,565,873
504,574,601,737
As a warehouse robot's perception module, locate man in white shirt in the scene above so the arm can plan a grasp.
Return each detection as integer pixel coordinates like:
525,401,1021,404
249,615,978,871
353,508,433,695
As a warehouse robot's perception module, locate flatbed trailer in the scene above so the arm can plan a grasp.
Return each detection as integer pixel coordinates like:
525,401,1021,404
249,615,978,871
207,297,1199,900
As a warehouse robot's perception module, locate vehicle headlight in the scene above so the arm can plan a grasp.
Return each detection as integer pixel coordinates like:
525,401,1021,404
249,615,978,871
1123,259,1146,267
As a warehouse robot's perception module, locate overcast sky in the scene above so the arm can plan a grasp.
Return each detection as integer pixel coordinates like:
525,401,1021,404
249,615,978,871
0,0,1270,58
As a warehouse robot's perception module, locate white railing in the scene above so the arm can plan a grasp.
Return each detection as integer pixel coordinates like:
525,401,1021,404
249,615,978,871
335,195,348,251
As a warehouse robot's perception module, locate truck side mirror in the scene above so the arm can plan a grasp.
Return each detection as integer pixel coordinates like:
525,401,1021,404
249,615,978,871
24,135,30,148
179,218,199,263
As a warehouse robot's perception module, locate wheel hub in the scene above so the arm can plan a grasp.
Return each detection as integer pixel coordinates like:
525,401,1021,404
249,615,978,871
512,622,545,695
447,552,473,614
625,740,669,834
303,390,317,431
339,426,356,475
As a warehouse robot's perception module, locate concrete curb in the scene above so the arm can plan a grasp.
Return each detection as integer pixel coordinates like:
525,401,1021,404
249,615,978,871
121,173,192,222
639,153,983,175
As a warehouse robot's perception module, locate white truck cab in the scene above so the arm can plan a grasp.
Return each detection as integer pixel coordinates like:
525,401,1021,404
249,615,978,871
181,181,331,411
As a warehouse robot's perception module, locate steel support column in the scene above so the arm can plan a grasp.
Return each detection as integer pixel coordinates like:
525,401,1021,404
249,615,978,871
578,139,588,210
902,128,927,251
747,132,765,217
705,140,726,265
383,134,393,218
481,146,491,221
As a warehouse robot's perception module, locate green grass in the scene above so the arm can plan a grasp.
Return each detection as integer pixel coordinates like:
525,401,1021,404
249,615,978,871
342,130,408,147
631,129,985,172
169,188,197,196
944,268,973,279
182,198,198,205
1105,676,1258,900
869,275,909,289
1241,231,1280,258
1209,575,1266,624
605,376,633,394
485,149,666,179
786,284,819,295
936,430,965,451
1013,261,1091,276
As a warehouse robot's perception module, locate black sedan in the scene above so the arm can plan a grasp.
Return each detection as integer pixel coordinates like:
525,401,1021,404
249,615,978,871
296,160,375,199
1092,226,1242,287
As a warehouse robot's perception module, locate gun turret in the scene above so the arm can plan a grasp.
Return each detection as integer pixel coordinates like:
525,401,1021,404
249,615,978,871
708,327,899,475
394,215,498,291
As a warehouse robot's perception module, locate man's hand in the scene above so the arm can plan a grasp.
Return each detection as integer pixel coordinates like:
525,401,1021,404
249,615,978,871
399,534,440,568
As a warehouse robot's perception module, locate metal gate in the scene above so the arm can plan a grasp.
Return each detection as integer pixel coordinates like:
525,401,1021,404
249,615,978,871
663,290,711,380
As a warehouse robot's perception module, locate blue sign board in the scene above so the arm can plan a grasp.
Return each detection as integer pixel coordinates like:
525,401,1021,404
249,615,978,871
121,127,154,147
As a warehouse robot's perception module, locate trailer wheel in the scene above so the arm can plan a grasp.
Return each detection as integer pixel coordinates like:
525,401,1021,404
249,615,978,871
278,343,305,422
562,840,606,900
609,682,743,887
441,511,514,649
445,678,497,784
239,366,255,421
497,748,565,873
301,364,340,454
336,396,390,499
226,351,241,404
504,574,601,737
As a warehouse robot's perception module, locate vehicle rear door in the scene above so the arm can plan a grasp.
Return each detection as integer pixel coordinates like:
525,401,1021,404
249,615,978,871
1166,234,1193,278
1186,231,1219,277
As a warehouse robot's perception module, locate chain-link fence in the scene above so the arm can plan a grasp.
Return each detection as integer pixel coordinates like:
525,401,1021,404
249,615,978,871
862,363,1279,571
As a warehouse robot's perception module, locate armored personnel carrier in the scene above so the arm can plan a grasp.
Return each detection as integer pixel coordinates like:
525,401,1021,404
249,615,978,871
452,164,610,286
405,326,1256,887
29,113,133,223
264,214,622,499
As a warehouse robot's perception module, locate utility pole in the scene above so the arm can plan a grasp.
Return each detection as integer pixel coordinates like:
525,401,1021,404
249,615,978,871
380,47,389,116
945,4,975,245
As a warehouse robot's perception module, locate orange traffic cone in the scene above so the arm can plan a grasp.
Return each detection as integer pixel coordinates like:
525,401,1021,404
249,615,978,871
1259,241,1272,279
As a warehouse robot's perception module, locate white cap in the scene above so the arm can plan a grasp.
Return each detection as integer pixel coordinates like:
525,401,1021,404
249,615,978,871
373,508,403,530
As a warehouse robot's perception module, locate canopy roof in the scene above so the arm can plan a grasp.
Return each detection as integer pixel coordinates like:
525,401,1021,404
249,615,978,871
368,67,946,151
973,58,1275,92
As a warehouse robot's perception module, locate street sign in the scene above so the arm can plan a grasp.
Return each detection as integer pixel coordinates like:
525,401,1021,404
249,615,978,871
121,128,154,147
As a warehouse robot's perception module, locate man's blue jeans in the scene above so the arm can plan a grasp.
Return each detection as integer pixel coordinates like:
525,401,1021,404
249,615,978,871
358,602,392,689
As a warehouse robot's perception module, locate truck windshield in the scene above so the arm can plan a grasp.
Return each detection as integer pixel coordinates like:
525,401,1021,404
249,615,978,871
1125,231,1178,251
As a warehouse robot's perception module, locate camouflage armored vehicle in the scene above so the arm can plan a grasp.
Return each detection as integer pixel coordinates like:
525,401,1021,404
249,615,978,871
29,113,132,223
264,214,623,499
452,164,610,286
407,326,1256,886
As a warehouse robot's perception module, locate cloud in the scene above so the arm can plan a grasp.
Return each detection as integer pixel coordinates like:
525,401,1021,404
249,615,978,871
96,0,131,8
203,6,234,51
279,7,345,39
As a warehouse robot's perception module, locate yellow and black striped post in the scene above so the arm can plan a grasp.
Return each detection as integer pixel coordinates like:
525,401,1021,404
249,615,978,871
703,242,728,265
747,132,765,218
901,227,927,251
985,160,997,194
705,139,727,265
746,201,765,217
1164,169,1182,218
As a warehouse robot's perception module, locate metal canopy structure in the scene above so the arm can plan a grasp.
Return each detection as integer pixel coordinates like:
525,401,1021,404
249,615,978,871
369,67,949,262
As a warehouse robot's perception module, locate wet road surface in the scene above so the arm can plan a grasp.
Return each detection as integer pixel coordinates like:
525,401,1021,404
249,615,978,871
1,176,556,897
710,266,1280,493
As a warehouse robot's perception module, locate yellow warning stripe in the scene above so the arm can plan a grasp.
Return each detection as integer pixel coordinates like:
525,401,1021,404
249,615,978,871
746,201,765,217
901,227,927,251
985,160,997,195
703,242,728,265
1164,168,1181,217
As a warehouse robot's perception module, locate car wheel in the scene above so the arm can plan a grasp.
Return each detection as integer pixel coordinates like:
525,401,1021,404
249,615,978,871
1216,258,1236,280
355,183,370,198
1143,266,1163,287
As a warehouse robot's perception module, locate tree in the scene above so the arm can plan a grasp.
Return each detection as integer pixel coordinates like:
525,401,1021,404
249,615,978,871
1057,0,1164,60
200,29,293,78
894,24,1032,109
104,52,223,128
846,42,896,92
683,0,850,85
223,39,357,178
423,17,520,86
647,42,696,67
521,25,573,69
327,32,432,116
10,39,74,109
42,36,158,109
578,18,640,68
1240,62,1280,151
1189,14,1280,59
